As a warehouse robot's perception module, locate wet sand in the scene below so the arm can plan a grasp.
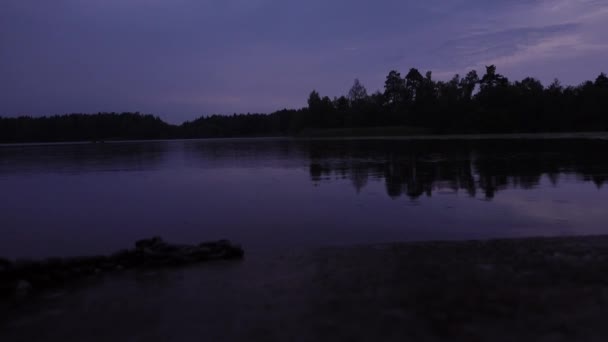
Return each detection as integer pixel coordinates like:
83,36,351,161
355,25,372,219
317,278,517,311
2,235,608,341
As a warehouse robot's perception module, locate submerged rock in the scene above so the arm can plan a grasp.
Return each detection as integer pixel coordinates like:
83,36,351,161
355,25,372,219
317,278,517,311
0,237,244,298
0,258,12,272
128,237,244,266
15,280,32,296
135,236,165,250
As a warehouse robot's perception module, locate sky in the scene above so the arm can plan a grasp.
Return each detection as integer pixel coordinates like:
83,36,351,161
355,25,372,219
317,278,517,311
1,0,607,123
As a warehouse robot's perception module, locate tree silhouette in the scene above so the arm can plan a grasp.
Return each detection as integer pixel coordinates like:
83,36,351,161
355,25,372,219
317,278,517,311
480,65,509,90
405,68,424,101
384,70,406,105
595,73,608,88
307,90,322,109
348,79,368,105
460,70,479,100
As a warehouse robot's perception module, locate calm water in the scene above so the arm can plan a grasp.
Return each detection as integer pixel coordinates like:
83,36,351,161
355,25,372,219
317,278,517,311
1,137,608,259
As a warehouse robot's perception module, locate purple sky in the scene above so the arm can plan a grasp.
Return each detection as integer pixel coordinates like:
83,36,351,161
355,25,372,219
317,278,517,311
1,0,607,123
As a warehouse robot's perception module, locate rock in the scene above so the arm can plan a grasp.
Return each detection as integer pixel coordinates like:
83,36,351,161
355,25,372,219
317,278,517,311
111,249,140,267
135,236,165,250
15,280,32,296
601,287,608,303
0,282,15,298
222,244,244,259
14,259,41,270
0,257,12,272
477,263,495,272
132,238,243,265
0,236,244,298
43,257,65,267
198,240,244,259
98,262,115,271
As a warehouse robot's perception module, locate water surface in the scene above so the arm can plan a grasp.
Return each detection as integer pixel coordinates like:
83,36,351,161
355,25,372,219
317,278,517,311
1,137,608,258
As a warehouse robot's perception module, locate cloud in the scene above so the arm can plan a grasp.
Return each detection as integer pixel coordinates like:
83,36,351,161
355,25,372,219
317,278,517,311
483,34,608,71
435,23,581,68
428,0,608,81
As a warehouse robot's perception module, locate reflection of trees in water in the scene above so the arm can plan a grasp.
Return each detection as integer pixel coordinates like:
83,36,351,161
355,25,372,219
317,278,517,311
308,139,608,200
384,156,478,199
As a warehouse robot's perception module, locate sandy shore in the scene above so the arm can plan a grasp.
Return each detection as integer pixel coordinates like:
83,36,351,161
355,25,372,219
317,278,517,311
2,235,608,341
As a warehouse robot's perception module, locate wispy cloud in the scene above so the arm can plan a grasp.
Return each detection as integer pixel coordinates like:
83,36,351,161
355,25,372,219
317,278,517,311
435,23,581,69
430,0,608,78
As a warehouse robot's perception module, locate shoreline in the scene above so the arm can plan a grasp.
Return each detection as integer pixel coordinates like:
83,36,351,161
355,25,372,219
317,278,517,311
1,131,608,146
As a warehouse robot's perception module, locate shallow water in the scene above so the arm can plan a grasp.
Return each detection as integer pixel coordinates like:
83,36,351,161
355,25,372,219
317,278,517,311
1,136,608,259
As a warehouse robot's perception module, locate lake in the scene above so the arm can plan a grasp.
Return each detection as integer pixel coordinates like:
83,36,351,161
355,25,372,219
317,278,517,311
1,136,608,259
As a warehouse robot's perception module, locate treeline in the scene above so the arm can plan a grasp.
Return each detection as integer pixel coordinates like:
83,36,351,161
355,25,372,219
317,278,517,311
0,112,175,143
297,65,608,133
1,65,607,142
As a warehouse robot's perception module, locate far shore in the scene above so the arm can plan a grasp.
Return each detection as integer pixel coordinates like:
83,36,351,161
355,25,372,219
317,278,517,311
1,130,608,146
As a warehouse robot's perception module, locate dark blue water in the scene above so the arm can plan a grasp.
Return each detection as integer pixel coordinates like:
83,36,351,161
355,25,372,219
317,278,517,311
1,137,608,258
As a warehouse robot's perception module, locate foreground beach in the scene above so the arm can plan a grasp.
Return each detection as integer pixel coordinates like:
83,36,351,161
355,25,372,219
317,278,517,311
2,235,608,341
